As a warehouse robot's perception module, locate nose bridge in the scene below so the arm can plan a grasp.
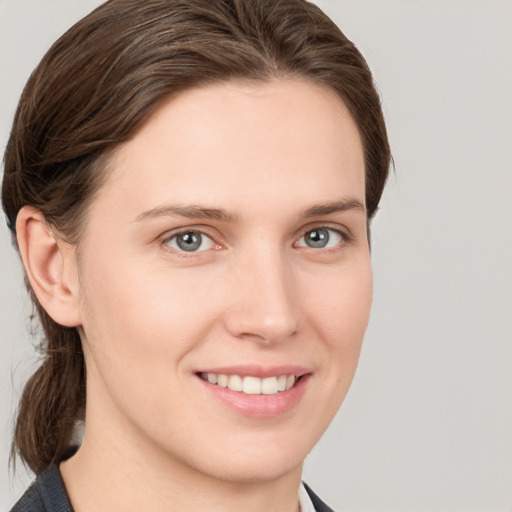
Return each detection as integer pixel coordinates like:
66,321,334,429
225,240,298,343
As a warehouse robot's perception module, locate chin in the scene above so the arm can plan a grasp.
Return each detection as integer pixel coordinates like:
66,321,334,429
178,429,315,485
197,451,305,484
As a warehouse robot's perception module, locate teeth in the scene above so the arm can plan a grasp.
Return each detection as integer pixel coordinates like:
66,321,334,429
217,374,228,388
228,375,243,392
242,376,261,394
261,377,278,395
200,373,299,395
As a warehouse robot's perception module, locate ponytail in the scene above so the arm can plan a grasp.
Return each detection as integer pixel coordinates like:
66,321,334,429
12,300,85,474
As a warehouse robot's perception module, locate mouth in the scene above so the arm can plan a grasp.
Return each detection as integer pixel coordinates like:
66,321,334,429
195,367,311,417
198,372,299,395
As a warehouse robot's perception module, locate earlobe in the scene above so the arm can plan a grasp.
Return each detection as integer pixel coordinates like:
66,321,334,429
16,207,82,327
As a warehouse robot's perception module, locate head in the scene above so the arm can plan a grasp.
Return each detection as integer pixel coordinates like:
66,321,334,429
2,0,390,477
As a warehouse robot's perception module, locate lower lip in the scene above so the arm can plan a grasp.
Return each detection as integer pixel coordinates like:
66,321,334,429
197,374,311,418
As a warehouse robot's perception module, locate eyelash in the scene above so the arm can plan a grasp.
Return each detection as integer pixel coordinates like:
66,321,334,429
160,225,350,258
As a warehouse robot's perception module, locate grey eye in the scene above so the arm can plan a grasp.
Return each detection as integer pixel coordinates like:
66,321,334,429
297,228,342,249
165,231,215,252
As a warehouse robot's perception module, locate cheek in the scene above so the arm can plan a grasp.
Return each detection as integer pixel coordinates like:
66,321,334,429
292,258,372,442
77,254,223,369
306,257,372,410
307,258,373,351
76,258,217,431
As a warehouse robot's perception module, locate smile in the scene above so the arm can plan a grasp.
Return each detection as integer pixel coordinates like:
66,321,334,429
196,367,311,417
199,373,297,395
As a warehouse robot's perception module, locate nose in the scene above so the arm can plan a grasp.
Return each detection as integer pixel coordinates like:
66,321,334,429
223,246,298,345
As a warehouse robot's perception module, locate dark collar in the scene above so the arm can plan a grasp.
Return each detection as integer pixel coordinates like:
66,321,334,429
303,482,336,512
9,463,74,512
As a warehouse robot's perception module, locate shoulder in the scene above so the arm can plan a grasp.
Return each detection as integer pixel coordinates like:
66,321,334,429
9,464,73,512
303,482,336,512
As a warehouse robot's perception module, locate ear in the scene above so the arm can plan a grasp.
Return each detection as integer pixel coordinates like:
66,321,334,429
16,207,82,327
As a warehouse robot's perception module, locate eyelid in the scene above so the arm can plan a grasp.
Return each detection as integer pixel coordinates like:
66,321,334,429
159,224,222,242
295,223,352,241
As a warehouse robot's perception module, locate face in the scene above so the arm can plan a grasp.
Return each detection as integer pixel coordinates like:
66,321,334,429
73,79,371,483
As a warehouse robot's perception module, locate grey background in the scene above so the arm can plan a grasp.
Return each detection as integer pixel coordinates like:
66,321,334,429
1,1,511,510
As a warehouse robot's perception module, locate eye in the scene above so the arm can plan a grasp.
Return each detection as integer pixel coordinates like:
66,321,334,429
164,231,217,253
296,227,344,249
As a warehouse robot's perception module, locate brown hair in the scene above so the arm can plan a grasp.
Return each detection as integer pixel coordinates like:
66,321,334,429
2,0,390,473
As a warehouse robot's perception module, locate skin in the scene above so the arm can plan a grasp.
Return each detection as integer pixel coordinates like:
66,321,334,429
18,79,372,512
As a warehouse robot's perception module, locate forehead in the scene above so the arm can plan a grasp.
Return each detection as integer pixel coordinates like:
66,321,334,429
96,78,365,219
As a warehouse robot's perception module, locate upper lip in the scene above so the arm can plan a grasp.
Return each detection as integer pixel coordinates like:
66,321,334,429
195,365,311,378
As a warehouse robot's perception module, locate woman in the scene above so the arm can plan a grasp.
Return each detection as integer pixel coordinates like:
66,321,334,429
3,0,390,510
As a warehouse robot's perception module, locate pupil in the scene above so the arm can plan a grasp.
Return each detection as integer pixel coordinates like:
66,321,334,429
306,229,329,248
177,232,201,251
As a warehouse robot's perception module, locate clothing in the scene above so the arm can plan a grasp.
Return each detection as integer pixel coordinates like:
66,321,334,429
302,484,335,512
9,462,335,512
9,463,71,512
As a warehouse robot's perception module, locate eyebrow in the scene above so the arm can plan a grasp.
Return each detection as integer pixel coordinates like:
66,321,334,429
133,198,365,223
301,199,365,217
134,204,239,223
